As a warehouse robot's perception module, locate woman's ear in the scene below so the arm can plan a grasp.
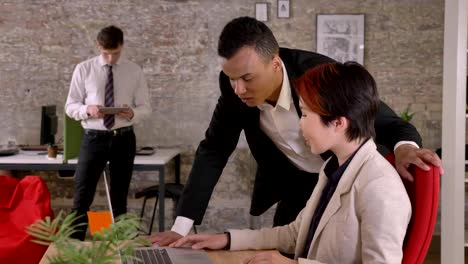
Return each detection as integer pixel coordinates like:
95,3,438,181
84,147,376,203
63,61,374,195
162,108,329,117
334,117,348,132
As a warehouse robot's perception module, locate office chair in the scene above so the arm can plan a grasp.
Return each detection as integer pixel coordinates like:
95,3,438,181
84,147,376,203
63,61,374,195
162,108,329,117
59,113,83,177
135,169,199,235
385,153,441,264
63,113,83,163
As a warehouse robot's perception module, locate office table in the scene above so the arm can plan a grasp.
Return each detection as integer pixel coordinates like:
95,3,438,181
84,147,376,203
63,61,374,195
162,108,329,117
0,148,181,231
39,243,268,264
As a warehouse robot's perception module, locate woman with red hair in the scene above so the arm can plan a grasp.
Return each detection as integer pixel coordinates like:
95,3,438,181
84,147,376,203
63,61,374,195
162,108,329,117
171,62,411,264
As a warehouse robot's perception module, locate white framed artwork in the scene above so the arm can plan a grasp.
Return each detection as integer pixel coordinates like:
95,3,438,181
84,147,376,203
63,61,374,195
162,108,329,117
278,0,290,18
316,14,365,64
255,3,268,22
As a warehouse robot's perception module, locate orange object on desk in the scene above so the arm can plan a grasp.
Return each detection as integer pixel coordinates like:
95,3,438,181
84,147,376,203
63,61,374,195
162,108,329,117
87,211,113,235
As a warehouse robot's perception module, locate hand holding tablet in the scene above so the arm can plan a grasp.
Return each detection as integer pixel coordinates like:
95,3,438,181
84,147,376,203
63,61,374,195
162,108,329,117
99,107,129,115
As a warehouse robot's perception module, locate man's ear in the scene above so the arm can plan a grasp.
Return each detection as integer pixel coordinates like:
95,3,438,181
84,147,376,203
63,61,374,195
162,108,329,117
272,54,282,72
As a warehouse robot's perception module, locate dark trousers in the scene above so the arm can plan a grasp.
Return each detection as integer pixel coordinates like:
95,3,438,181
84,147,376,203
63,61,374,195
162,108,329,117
273,172,319,227
70,127,136,241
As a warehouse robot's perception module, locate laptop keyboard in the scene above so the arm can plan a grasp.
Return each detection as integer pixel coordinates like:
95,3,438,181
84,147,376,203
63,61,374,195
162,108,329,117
124,248,173,264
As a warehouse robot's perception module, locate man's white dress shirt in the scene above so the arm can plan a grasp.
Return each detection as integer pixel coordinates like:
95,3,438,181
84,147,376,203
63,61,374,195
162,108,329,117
65,54,151,129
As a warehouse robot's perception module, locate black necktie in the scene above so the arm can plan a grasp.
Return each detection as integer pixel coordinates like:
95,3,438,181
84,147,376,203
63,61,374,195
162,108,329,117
104,65,115,129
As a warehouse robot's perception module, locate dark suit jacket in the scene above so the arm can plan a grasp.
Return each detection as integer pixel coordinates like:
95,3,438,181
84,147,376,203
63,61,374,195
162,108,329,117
177,48,422,225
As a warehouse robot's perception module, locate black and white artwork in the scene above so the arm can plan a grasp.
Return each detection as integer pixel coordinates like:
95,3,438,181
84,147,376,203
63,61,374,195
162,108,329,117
278,0,290,18
316,14,365,65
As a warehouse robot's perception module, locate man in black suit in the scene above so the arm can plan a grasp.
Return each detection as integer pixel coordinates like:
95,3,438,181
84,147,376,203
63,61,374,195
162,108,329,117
151,16,443,246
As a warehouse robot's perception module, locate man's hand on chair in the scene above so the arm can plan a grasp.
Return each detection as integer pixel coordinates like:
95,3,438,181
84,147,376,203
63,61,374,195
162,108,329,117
394,144,444,181
150,231,183,247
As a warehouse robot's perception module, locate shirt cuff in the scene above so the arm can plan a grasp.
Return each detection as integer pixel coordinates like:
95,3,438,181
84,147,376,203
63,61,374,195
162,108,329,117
80,105,90,120
171,216,194,236
394,141,420,152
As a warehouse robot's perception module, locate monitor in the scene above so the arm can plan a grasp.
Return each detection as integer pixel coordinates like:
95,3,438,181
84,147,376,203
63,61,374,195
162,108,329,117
40,105,58,145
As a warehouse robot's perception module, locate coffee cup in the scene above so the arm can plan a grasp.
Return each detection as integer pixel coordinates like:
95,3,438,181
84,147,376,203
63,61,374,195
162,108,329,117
47,145,58,159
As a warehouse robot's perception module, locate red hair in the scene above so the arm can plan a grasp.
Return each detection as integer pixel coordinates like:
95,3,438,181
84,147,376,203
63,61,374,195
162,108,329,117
294,64,335,117
293,62,379,141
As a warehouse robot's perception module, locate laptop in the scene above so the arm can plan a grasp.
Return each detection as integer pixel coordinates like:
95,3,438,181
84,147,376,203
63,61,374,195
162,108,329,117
122,246,213,264
100,168,213,264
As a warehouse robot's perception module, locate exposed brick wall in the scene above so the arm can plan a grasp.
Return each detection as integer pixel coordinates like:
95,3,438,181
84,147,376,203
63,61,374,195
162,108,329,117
0,0,444,233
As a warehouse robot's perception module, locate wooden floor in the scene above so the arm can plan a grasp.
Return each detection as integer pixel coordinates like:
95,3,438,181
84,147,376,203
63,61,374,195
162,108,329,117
424,235,440,264
424,235,468,264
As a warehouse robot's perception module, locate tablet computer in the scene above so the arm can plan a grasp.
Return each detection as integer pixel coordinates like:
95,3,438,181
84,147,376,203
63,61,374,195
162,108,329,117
136,146,155,155
99,107,129,114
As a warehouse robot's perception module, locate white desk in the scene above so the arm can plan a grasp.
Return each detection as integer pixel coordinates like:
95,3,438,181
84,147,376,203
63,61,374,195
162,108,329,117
0,148,181,231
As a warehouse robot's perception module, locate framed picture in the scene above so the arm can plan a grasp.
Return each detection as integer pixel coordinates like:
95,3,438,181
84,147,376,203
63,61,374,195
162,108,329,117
278,0,290,18
316,14,365,65
255,3,268,22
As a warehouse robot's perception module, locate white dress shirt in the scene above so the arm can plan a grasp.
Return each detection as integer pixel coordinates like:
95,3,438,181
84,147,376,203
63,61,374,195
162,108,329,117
257,62,323,173
65,54,151,129
171,61,419,236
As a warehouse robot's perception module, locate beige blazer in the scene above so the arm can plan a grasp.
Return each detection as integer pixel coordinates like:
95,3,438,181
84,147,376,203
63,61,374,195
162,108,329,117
229,140,411,264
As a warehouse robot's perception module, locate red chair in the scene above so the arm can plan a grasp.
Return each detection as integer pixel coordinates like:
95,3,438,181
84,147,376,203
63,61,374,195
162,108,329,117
385,153,441,264
0,176,54,264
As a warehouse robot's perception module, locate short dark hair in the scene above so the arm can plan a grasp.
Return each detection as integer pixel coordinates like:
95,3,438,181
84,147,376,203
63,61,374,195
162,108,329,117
218,16,279,62
97,25,124,49
294,62,379,141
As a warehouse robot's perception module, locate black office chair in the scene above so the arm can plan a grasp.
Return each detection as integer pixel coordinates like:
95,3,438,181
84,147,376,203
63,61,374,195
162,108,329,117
136,182,182,235
135,183,199,235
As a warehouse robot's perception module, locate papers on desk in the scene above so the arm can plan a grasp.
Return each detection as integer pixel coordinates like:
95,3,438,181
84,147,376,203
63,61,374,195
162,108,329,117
0,145,19,156
136,147,155,155
18,145,64,151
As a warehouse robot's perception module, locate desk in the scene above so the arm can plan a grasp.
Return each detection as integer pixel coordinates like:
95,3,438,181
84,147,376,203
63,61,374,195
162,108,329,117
0,148,181,231
39,244,264,264
207,250,262,264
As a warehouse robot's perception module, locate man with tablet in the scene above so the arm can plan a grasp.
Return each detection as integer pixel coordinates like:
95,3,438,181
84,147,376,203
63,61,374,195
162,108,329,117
65,25,151,240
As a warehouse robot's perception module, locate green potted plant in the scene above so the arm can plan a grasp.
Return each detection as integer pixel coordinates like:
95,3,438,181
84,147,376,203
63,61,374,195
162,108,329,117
26,211,150,264
400,105,415,123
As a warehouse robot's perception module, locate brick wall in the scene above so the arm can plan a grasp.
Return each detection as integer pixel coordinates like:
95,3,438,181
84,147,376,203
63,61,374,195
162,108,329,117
0,0,444,233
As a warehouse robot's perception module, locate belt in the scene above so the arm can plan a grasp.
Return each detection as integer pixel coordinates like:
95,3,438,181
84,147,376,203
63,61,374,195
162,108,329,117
84,126,133,137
